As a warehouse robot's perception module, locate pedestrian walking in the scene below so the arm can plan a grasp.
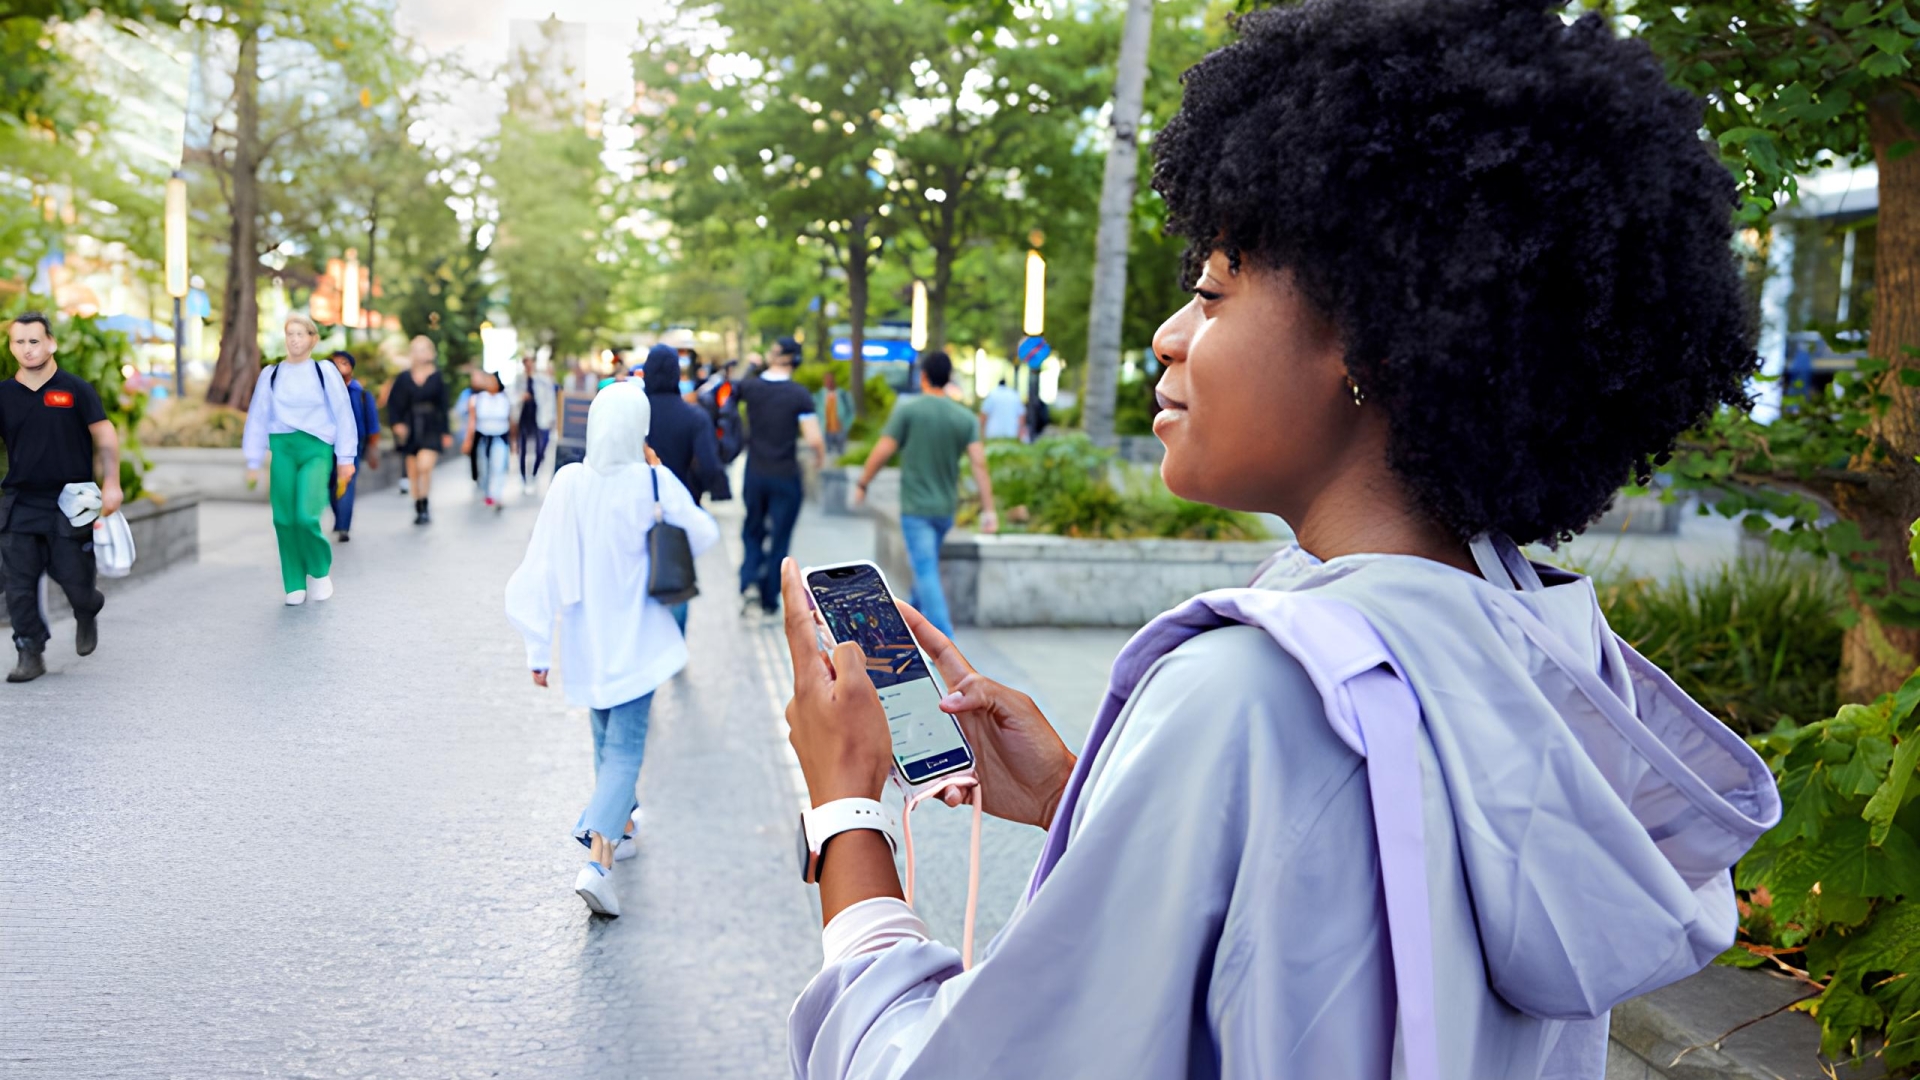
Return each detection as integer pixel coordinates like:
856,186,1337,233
0,312,120,683
851,350,997,638
734,336,823,618
979,378,1023,441
465,371,513,510
327,350,379,543
779,2,1777,1076
242,313,358,606
814,367,853,460
641,343,729,633
510,354,556,493
505,381,719,918
387,335,450,525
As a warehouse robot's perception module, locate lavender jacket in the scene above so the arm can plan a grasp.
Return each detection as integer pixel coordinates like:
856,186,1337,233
790,536,1780,1080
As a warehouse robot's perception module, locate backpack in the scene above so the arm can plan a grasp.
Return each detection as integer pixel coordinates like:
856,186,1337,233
701,380,745,464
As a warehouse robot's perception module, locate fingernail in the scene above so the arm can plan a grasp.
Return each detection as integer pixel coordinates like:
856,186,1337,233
941,692,964,708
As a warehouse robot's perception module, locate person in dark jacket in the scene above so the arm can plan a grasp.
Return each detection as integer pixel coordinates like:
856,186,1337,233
642,343,729,633
644,344,729,505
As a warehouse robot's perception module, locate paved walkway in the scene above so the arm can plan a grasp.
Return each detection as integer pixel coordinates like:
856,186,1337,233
0,467,1133,1079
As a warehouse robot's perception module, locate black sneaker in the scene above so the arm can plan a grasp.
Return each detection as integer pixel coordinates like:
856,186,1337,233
336,530,350,542
7,647,45,683
75,616,97,657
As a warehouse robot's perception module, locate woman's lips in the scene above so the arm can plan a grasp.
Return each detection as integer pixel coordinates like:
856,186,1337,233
1152,390,1187,437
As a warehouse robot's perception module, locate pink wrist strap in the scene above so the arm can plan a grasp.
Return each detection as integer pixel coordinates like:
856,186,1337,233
900,776,984,969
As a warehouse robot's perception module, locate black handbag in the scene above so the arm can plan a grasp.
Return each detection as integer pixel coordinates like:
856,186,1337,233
646,467,699,604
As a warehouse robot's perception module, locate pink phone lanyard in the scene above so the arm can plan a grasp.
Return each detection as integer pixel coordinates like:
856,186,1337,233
900,775,986,969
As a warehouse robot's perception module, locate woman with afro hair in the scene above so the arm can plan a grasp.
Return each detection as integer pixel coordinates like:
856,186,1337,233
776,0,1781,1076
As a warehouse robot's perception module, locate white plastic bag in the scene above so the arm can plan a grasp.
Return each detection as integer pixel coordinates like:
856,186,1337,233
93,510,135,578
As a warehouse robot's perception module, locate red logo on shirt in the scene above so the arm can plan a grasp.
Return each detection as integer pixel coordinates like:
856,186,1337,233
42,390,73,408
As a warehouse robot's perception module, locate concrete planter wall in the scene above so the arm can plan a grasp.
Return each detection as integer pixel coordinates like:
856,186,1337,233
144,446,401,503
1592,491,1683,536
0,492,200,622
875,523,1278,627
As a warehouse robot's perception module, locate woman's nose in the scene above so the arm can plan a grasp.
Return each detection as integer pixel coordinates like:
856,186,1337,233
1151,299,1199,367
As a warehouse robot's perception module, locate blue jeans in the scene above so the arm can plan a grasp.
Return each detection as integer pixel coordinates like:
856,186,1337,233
901,514,954,638
574,692,654,845
670,602,688,633
329,462,358,532
739,472,804,611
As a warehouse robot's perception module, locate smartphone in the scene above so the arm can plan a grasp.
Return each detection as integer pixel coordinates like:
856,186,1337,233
803,560,976,790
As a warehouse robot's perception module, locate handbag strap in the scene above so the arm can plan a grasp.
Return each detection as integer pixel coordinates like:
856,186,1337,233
650,466,663,524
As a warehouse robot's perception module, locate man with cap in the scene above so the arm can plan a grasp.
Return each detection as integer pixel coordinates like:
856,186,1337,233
733,336,824,617
0,312,121,683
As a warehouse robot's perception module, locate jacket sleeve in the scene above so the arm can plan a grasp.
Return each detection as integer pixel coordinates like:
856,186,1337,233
363,387,380,436
656,467,720,556
386,376,411,428
692,420,730,502
504,466,580,670
242,367,274,469
322,362,358,462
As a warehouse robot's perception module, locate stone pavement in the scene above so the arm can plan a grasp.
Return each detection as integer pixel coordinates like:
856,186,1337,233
0,467,1137,1079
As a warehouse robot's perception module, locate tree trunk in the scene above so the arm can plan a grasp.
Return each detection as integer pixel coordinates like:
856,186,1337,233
1836,92,1920,701
207,24,262,408
365,192,379,330
929,218,955,356
1081,0,1154,447
847,214,871,418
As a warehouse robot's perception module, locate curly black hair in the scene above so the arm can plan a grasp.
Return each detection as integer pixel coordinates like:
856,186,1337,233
1151,0,1756,545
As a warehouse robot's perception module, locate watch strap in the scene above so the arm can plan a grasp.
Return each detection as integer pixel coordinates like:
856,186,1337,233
800,798,897,884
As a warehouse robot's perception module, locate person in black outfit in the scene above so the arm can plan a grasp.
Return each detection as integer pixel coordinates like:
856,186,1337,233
734,337,825,616
387,334,451,524
642,344,729,505
0,312,120,683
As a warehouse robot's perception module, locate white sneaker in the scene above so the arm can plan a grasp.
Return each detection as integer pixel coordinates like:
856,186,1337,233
284,590,307,606
573,862,620,916
522,480,535,496
308,576,334,602
614,808,642,862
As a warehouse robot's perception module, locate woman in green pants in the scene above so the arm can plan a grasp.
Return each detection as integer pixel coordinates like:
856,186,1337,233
241,313,358,605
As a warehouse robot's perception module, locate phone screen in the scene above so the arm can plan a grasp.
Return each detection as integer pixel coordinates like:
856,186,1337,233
808,565,974,785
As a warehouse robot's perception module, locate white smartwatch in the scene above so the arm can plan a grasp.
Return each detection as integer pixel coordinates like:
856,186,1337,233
797,798,898,884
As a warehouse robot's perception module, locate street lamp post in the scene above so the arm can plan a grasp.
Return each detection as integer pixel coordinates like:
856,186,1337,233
1023,248,1046,424
164,171,189,399
909,280,928,393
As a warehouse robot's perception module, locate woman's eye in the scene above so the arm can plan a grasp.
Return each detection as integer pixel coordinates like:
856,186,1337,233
1192,288,1223,303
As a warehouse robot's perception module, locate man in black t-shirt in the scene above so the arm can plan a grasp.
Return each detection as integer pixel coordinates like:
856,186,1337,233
0,312,120,683
733,337,825,616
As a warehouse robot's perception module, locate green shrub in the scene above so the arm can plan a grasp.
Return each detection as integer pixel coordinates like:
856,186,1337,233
0,306,148,501
139,402,248,448
1731,684,1920,1076
1593,557,1846,738
1114,370,1157,437
976,434,1267,541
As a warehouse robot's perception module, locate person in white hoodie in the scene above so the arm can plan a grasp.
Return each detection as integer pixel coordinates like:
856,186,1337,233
505,380,719,917
242,313,357,606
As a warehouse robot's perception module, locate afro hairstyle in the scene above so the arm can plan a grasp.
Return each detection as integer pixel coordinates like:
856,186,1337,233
1150,0,1756,546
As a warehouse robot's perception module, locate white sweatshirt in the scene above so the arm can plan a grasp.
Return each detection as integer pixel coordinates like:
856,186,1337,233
241,358,359,467
504,461,719,708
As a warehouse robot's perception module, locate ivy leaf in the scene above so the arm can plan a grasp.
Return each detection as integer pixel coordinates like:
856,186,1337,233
1832,736,1893,795
1839,0,1884,27
1810,901,1920,1060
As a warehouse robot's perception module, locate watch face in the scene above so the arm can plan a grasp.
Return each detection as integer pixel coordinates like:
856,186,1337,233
796,814,812,883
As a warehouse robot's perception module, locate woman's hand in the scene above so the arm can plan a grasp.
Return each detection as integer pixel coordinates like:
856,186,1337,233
335,462,356,491
899,603,1077,830
779,558,894,806
392,423,409,445
531,669,548,688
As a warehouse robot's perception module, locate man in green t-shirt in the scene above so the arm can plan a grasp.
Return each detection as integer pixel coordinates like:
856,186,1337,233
852,350,998,636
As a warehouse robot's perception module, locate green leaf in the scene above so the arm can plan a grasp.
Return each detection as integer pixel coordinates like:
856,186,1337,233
1862,52,1911,77
1864,733,1920,845
1840,0,1884,27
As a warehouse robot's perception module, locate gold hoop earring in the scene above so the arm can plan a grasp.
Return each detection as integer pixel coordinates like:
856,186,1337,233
1347,376,1365,407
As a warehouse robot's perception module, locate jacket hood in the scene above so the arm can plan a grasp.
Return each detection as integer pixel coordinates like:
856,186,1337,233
643,344,681,394
585,380,651,476
1245,541,1781,1020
